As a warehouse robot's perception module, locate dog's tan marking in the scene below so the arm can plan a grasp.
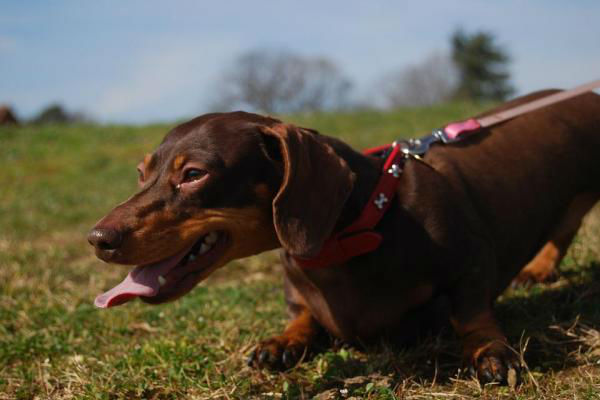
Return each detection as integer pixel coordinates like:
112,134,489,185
515,192,600,284
178,207,279,260
117,206,279,266
282,307,320,344
451,310,508,363
143,153,154,169
173,155,186,170
250,307,320,368
141,153,158,177
517,242,560,284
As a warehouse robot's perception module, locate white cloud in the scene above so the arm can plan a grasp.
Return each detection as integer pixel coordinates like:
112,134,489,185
94,37,241,122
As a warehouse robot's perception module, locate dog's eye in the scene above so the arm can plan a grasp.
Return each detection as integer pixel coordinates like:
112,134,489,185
182,168,206,183
137,168,144,183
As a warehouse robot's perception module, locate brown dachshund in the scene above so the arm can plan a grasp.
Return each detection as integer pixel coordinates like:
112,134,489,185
89,90,600,384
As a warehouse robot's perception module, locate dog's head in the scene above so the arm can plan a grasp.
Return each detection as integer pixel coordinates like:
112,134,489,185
89,112,355,307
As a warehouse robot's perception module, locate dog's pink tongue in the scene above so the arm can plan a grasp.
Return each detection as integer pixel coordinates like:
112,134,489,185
94,251,186,308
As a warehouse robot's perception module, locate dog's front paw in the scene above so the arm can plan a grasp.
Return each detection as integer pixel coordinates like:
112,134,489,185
247,335,308,370
471,344,522,386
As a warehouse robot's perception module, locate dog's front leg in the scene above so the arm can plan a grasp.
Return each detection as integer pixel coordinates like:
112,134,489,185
247,278,323,370
451,308,521,384
449,250,522,384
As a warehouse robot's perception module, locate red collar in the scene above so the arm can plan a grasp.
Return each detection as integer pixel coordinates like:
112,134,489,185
293,143,405,269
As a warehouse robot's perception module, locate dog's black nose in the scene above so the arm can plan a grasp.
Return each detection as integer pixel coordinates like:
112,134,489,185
88,227,122,260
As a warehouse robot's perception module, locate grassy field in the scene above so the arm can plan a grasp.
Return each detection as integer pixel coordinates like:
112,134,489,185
1,105,600,399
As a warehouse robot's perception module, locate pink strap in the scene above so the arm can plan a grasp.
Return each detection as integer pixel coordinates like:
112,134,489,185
444,118,481,140
444,79,600,140
478,79,600,128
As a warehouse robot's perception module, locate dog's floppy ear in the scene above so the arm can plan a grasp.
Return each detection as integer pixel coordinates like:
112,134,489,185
259,124,355,258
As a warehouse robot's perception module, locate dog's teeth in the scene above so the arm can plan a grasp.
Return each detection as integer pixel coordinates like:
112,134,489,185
199,243,210,255
158,275,167,287
205,232,218,244
189,254,197,262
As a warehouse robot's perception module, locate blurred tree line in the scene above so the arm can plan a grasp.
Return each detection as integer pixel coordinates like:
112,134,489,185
31,103,89,124
212,28,514,113
0,103,89,126
10,28,513,125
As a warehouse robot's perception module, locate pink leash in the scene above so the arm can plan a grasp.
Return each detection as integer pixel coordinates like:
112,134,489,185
443,79,600,141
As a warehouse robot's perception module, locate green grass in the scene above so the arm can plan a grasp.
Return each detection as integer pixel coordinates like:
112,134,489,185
1,104,600,399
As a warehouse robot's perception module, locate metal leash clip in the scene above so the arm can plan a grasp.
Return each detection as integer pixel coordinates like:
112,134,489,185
395,129,446,157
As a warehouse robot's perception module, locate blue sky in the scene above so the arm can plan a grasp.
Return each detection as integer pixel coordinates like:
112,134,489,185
1,1,599,123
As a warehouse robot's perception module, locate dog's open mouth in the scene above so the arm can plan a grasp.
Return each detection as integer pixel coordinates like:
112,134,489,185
94,231,229,308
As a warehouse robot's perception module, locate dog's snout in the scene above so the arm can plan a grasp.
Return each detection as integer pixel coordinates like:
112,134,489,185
88,227,123,260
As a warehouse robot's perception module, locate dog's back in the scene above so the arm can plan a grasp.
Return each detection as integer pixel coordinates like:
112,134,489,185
426,90,600,290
